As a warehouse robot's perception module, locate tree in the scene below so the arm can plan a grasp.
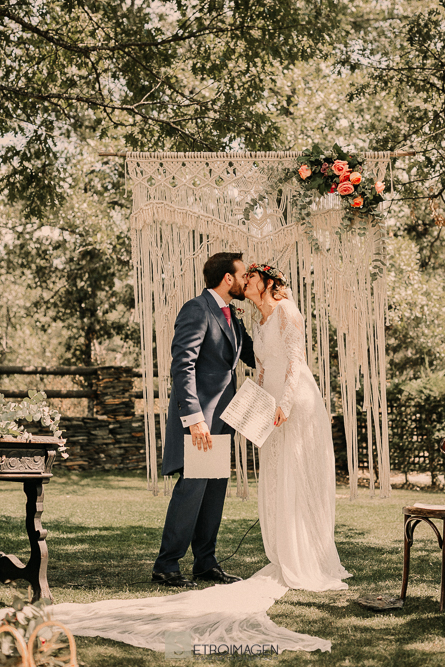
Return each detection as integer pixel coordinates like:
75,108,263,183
0,147,139,367
0,0,342,218
331,0,445,312
385,234,445,379
337,0,445,205
2,0,444,387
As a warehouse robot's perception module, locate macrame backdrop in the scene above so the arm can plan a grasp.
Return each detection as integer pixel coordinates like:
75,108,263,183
126,151,392,500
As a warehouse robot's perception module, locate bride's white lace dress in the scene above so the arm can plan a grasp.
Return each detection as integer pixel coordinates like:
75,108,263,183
51,297,350,654
253,296,351,591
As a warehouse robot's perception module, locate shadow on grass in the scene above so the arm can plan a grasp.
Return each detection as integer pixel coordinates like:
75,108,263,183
0,515,267,597
2,476,445,667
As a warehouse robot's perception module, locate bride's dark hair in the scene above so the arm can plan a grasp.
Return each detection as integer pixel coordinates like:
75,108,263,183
253,267,288,301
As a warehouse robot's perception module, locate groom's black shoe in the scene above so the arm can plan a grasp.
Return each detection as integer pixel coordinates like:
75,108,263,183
193,565,242,584
151,571,197,588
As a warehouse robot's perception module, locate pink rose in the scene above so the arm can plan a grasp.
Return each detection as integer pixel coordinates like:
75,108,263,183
349,172,362,185
337,182,355,196
351,195,364,208
331,160,350,176
339,170,351,183
375,181,385,194
298,164,312,180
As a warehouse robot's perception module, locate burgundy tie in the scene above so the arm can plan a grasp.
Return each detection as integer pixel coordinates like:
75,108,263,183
221,306,231,327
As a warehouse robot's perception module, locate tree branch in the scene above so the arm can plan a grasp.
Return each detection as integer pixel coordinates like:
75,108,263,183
0,83,216,148
0,8,302,55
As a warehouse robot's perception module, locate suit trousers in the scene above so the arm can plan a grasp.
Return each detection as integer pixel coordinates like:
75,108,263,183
153,474,228,574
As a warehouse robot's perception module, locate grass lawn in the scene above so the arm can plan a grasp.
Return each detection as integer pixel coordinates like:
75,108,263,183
1,471,445,666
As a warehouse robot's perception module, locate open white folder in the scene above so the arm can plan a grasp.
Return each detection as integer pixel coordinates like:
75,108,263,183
183,434,231,479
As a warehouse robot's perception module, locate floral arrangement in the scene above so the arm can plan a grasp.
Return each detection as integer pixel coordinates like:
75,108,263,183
234,306,245,318
246,263,288,285
0,391,68,457
293,144,387,277
295,143,385,218
0,591,77,665
242,143,388,279
1,594,52,644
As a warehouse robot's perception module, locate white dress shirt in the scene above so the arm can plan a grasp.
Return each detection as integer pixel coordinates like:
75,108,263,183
179,289,230,428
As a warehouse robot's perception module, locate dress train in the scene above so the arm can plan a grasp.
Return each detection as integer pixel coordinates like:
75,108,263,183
51,564,331,654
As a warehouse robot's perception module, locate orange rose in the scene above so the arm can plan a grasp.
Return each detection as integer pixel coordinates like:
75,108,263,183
331,160,349,176
349,172,361,185
375,181,385,194
337,182,355,196
339,170,351,183
298,164,312,180
351,195,364,208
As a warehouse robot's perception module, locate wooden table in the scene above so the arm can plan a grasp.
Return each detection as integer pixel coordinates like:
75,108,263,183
0,435,59,602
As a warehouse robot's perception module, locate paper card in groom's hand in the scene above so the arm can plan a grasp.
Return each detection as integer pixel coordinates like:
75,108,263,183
183,435,231,479
220,378,276,448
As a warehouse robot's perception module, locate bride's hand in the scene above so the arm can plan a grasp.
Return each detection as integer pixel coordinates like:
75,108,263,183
274,407,287,427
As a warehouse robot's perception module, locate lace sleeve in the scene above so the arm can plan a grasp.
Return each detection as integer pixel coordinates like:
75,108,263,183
255,355,264,387
277,300,305,418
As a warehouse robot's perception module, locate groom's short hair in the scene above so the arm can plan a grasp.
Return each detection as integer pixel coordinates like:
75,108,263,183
203,252,243,289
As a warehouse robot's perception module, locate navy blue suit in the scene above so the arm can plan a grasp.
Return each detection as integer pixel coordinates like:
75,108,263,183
153,289,255,574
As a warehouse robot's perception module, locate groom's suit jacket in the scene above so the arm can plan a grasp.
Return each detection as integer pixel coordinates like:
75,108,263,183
162,289,256,476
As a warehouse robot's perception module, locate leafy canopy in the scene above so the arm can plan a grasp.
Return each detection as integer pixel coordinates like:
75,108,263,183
337,0,445,206
0,0,342,217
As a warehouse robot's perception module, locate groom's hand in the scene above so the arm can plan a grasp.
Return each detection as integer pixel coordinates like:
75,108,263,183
190,421,212,451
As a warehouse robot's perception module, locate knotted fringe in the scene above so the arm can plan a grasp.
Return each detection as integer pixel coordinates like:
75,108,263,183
127,152,391,500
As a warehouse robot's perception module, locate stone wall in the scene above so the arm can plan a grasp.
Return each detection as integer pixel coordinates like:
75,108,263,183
24,415,158,471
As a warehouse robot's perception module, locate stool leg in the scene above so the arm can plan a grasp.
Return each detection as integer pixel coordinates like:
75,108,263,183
401,515,410,601
440,520,445,612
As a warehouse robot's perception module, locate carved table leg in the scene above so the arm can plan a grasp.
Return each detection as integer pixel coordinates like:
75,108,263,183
24,481,52,602
0,481,52,603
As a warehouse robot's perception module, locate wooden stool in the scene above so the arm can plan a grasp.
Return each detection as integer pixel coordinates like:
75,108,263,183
401,504,445,611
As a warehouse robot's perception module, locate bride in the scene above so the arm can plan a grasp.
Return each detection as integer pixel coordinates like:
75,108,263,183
51,262,350,655
244,263,351,591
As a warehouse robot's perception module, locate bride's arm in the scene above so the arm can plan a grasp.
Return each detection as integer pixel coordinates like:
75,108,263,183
277,300,305,418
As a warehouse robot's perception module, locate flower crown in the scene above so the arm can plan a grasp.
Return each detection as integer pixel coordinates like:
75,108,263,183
247,263,288,285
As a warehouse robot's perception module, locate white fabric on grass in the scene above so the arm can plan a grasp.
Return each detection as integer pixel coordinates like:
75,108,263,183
52,564,330,654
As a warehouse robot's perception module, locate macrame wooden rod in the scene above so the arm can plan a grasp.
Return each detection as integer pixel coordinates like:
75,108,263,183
98,149,417,158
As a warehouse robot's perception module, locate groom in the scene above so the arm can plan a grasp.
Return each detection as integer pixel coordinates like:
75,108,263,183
152,252,256,587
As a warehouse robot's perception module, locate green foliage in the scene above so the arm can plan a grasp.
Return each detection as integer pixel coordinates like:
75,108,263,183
0,594,52,646
403,372,445,402
385,235,445,379
0,0,343,218
393,199,445,275
0,390,67,455
337,0,445,205
0,146,140,366
384,372,445,484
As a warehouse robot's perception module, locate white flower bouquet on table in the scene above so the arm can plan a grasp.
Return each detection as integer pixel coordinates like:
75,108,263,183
0,390,68,458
